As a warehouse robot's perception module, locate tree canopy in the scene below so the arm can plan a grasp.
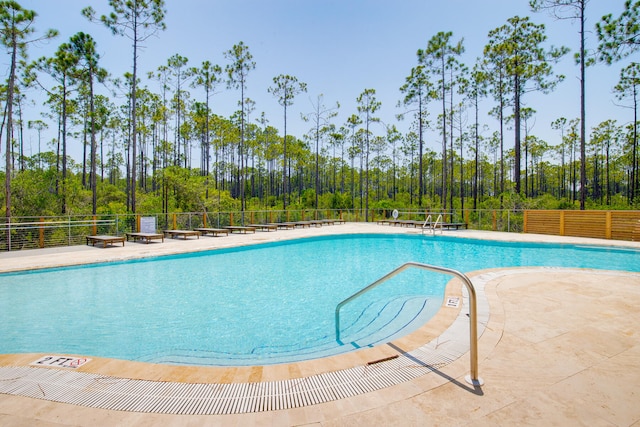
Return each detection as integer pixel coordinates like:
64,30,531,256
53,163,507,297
1,1,639,223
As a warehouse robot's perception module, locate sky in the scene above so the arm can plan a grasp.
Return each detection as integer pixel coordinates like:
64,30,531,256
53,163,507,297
11,0,635,163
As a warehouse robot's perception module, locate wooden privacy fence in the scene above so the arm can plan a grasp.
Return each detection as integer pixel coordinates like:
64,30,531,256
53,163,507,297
523,210,640,241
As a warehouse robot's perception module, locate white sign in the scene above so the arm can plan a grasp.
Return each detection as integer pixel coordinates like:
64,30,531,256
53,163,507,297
140,216,156,233
392,209,399,219
31,355,91,369
445,296,460,308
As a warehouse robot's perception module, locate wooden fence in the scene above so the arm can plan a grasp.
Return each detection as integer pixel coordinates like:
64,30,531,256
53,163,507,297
523,210,640,241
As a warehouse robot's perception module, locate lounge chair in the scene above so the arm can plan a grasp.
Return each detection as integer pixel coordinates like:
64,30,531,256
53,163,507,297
86,235,125,248
291,221,311,228
224,225,256,234
247,223,278,232
126,232,165,244
268,222,295,230
163,229,200,239
194,227,230,237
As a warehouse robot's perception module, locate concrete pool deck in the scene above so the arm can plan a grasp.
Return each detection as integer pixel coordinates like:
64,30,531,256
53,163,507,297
0,223,639,425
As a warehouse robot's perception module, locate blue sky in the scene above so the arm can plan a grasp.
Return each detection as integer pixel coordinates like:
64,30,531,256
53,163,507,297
14,0,633,161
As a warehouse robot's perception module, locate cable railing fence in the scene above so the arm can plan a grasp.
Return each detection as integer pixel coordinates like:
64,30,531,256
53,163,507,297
0,208,523,252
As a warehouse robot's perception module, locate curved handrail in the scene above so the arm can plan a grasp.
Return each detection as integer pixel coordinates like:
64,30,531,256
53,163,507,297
422,214,443,235
433,214,442,232
335,262,483,385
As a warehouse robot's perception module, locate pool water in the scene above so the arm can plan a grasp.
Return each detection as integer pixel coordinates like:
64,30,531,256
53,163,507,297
0,234,638,366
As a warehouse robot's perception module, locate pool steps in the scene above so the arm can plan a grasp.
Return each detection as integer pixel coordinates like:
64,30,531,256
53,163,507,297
137,295,438,366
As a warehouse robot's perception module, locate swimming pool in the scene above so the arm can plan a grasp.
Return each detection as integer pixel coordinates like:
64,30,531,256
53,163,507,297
1,234,638,366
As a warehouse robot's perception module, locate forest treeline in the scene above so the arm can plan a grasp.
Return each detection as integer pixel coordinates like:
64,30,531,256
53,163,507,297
1,0,639,221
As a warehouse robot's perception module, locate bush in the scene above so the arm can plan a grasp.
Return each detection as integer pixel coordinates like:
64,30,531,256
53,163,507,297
328,192,352,209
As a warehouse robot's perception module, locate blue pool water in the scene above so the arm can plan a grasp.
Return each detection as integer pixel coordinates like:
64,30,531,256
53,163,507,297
0,234,638,366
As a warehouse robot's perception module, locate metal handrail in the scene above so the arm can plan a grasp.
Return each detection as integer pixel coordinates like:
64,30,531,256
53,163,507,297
433,214,442,231
335,261,483,386
422,214,443,235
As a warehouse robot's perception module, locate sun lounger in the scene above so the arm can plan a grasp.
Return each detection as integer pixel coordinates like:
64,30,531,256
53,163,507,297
247,223,278,231
86,235,125,248
277,222,300,228
291,221,311,228
421,222,468,230
441,222,467,230
126,232,165,244
194,227,229,237
398,220,426,227
163,229,200,239
407,220,423,227
268,222,295,230
224,226,256,234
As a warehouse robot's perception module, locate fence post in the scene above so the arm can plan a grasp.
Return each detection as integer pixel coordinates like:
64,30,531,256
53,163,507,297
136,215,141,233
492,210,497,231
92,215,97,236
203,212,207,228
172,213,177,230
559,211,565,236
39,217,45,248
606,211,612,239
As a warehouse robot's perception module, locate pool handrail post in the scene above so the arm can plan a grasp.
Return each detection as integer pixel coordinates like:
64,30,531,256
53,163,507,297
335,261,483,386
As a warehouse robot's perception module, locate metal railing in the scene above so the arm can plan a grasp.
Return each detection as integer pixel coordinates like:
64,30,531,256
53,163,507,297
422,214,443,235
0,217,123,251
0,208,525,251
335,262,483,386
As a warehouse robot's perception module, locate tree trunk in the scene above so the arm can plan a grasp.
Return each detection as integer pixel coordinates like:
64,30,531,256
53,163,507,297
514,73,522,195
131,19,138,214
579,1,586,210
283,102,288,210
90,76,97,214
4,34,17,224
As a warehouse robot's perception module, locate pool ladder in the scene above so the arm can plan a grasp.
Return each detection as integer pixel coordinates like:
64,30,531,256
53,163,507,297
335,262,483,386
422,214,443,235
